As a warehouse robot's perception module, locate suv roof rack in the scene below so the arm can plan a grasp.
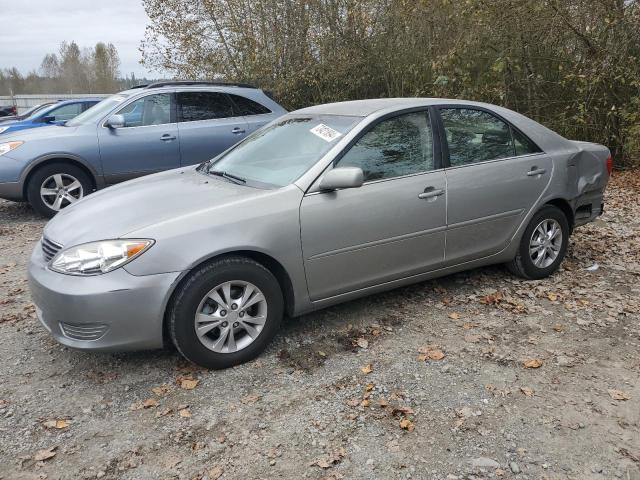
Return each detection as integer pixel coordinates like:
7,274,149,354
129,84,150,89
145,80,257,89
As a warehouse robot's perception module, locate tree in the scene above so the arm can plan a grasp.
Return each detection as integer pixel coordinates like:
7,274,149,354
140,0,640,166
93,42,121,92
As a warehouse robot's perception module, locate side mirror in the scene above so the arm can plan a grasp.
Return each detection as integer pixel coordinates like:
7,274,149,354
318,167,364,191
105,114,125,129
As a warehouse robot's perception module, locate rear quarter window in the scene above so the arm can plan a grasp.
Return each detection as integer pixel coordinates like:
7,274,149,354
229,94,271,116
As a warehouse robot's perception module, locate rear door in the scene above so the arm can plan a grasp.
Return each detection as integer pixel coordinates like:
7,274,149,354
176,91,249,165
436,106,552,263
228,93,276,135
97,92,180,183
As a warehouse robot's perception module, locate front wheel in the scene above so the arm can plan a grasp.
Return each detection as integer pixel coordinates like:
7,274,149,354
168,256,283,369
26,163,93,218
507,205,570,279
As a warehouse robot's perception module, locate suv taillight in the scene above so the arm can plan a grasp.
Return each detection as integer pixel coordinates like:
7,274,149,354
606,155,613,176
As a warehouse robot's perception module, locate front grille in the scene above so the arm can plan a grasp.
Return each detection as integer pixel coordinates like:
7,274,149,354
59,322,109,341
41,237,63,262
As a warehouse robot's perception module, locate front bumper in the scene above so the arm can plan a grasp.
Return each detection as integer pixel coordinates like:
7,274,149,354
28,241,182,352
0,181,23,201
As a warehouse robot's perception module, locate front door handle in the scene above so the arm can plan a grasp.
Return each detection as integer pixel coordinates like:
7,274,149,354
231,127,246,135
527,167,546,176
418,187,445,200
160,134,176,141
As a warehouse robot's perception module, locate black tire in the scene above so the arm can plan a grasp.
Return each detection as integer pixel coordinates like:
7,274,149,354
26,162,93,218
506,205,570,280
168,256,283,369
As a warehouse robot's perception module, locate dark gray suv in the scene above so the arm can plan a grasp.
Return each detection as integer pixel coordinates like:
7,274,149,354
0,81,286,217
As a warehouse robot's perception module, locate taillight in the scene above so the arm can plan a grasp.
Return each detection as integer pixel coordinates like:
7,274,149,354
10,106,16,115
606,155,613,176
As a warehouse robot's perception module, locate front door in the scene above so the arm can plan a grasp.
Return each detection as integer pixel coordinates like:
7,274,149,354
437,106,553,263
176,91,249,165
97,92,180,183
300,110,447,301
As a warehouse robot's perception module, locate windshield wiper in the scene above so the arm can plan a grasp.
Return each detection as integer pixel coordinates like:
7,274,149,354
209,169,247,184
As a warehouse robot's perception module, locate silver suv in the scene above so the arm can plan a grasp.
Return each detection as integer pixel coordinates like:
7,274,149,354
0,81,286,217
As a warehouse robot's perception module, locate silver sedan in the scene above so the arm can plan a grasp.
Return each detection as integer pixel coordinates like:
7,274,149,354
29,98,612,368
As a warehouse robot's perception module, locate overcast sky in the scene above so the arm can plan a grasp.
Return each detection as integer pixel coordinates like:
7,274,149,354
0,0,157,78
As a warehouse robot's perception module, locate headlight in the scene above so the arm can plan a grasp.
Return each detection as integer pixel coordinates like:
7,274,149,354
50,239,154,276
0,140,23,156
0,127,10,134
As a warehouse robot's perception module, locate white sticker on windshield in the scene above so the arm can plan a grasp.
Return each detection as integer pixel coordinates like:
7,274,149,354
310,124,342,142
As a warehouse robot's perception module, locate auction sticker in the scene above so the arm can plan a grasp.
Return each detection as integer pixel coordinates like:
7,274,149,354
310,124,342,142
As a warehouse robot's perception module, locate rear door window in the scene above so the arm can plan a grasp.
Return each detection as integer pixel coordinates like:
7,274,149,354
440,107,541,166
177,92,235,121
229,94,271,116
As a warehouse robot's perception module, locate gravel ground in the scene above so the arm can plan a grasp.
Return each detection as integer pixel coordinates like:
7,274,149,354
0,172,639,480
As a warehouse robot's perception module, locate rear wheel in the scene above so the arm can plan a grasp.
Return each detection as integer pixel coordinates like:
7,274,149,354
507,205,569,279
26,163,92,218
168,256,283,369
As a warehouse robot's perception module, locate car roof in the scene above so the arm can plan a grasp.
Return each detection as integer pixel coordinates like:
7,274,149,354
292,98,508,117
55,98,103,105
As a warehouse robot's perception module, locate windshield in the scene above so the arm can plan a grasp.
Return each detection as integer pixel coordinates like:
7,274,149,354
207,114,361,187
65,94,129,126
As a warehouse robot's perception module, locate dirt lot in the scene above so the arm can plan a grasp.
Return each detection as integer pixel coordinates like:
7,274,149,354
0,172,639,480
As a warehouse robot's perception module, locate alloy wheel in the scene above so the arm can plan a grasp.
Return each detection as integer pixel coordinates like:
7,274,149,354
529,218,563,268
194,280,268,353
40,173,84,211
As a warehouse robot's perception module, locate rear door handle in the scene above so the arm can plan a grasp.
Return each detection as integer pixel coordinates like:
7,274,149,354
527,167,546,176
160,134,176,141
231,127,246,135
418,187,444,200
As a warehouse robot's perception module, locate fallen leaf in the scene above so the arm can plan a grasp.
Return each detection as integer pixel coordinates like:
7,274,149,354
207,465,224,479
361,363,373,374
42,419,69,430
520,387,534,397
356,338,369,349
608,389,631,401
448,312,462,320
360,399,370,407
177,376,199,390
523,359,543,369
33,446,57,462
178,407,192,418
241,394,261,404
391,405,415,416
399,418,415,431
417,346,446,361
142,398,159,409
151,384,171,396
310,447,346,469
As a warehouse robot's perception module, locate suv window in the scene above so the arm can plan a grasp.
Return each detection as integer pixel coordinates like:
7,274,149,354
117,93,171,127
229,94,271,116
48,103,82,121
337,111,434,182
177,92,235,121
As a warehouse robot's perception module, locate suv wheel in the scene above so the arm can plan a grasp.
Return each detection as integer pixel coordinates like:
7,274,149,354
26,163,92,218
507,205,570,279
168,256,283,369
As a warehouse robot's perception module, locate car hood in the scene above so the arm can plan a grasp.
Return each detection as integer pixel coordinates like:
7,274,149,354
1,124,77,140
44,167,277,247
